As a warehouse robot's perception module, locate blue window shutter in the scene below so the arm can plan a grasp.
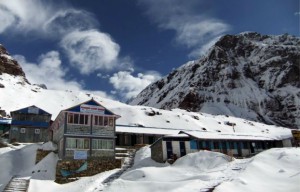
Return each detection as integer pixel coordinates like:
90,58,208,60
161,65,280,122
190,140,197,150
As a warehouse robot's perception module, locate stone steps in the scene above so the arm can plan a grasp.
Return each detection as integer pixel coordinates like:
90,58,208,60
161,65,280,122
3,177,30,192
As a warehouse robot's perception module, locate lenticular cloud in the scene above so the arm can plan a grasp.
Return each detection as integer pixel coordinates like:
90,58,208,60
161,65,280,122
60,30,120,75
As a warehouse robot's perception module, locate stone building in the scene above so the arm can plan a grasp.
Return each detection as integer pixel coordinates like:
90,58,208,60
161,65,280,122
51,99,120,160
9,105,52,143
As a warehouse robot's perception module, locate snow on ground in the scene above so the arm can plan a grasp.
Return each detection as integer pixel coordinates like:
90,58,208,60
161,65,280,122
1,144,299,192
0,143,40,191
104,147,247,192
215,148,300,192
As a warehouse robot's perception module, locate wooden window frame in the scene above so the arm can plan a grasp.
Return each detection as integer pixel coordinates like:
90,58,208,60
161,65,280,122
67,113,89,125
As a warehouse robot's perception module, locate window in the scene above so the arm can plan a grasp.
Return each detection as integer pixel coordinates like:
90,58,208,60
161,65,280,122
66,138,89,149
35,129,40,134
92,139,113,150
104,118,108,126
67,113,89,125
74,114,79,123
20,128,26,133
80,114,85,124
109,118,114,126
213,141,219,149
99,116,103,125
94,116,114,127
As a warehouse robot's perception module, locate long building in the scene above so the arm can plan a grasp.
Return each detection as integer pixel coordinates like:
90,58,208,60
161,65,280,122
150,130,293,162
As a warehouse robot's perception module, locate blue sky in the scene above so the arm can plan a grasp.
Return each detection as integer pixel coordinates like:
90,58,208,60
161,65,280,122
0,0,299,101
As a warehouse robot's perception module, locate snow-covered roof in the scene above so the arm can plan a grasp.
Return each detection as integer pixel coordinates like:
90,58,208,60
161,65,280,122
116,125,179,135
180,130,292,141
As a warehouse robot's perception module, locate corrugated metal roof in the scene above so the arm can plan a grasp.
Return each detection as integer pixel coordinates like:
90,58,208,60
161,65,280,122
0,118,12,124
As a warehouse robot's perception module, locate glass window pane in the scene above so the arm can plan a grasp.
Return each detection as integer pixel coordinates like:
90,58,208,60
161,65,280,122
104,117,108,126
74,114,79,124
80,114,84,124
68,114,73,124
99,116,103,126
107,140,113,149
95,116,98,125
85,115,89,125
84,139,89,149
109,118,114,126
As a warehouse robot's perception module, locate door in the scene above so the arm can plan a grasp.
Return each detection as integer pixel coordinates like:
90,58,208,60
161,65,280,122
250,142,255,153
166,141,173,159
148,136,155,144
131,135,137,146
222,141,227,154
179,141,186,157
237,142,242,157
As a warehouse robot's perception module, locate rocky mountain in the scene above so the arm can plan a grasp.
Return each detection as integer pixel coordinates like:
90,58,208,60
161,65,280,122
130,32,300,129
0,44,29,87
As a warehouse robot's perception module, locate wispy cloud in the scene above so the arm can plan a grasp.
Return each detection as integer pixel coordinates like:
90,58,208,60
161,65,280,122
138,0,230,58
109,70,162,100
14,51,83,91
0,0,127,75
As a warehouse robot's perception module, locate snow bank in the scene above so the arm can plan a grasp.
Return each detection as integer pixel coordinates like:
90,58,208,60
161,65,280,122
173,150,232,171
215,148,300,192
132,146,168,169
105,150,238,192
39,141,57,151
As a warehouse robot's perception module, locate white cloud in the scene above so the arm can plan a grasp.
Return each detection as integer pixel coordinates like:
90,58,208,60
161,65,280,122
0,0,128,75
109,70,162,99
14,51,83,91
60,30,120,74
14,51,111,98
138,0,230,58
43,9,98,37
0,0,53,34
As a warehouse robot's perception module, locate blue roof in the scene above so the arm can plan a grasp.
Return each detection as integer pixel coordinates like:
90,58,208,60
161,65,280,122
11,105,52,116
64,99,118,116
11,120,50,128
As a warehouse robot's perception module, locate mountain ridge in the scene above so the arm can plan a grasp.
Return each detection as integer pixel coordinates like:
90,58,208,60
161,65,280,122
130,32,300,129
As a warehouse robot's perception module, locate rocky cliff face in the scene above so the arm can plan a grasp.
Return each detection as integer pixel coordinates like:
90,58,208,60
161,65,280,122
0,44,29,86
130,32,300,129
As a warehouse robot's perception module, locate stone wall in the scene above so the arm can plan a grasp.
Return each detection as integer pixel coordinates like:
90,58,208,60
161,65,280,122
151,140,163,163
55,158,121,184
35,149,52,164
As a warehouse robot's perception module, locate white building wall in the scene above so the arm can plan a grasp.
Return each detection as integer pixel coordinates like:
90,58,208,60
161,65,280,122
282,139,292,147
185,141,192,154
172,141,181,157
162,141,167,160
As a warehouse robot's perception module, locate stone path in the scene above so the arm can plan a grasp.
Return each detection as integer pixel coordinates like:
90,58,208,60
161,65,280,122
3,176,30,192
102,149,136,185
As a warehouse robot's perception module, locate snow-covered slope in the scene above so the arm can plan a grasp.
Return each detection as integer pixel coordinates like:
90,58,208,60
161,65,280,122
0,42,293,138
130,32,300,129
0,73,293,140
